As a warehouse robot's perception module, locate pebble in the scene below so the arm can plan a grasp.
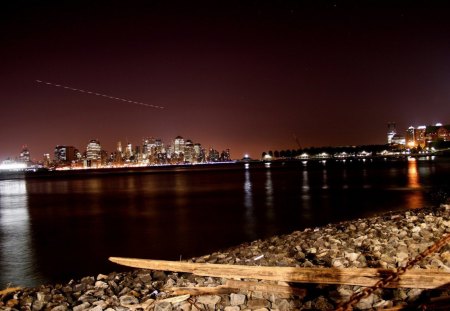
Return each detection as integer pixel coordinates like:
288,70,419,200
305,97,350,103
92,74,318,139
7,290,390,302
2,206,450,310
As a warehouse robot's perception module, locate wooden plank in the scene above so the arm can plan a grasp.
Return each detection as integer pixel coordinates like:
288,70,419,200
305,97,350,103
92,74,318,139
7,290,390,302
0,287,21,297
225,280,307,297
168,285,238,296
109,257,450,289
166,280,306,297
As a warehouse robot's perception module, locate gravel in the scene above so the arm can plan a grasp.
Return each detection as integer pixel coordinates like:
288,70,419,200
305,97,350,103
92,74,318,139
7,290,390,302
1,204,450,310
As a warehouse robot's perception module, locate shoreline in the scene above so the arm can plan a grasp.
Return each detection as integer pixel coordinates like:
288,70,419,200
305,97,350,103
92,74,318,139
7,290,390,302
1,205,450,310
1,154,449,181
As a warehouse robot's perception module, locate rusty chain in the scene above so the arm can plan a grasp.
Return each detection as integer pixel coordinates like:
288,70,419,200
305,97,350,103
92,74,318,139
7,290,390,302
335,232,450,311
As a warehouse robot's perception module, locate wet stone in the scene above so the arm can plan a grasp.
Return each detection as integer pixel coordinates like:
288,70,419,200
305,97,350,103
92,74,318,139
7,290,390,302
119,294,138,306
73,302,91,311
5,206,450,311
247,298,270,309
154,301,172,311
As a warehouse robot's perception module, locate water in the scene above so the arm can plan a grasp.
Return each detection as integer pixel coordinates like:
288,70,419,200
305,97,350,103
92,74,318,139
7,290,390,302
0,157,449,288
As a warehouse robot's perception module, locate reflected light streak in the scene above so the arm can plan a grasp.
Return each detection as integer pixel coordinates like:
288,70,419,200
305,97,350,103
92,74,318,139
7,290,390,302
265,170,274,217
322,169,328,190
301,168,312,220
407,158,420,189
406,158,424,209
243,170,256,239
0,180,40,287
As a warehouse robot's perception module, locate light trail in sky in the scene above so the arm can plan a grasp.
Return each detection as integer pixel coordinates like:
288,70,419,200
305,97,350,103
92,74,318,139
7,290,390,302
35,80,164,109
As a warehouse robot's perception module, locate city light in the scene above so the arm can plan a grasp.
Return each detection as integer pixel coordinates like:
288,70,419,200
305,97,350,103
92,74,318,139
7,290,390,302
0,161,27,171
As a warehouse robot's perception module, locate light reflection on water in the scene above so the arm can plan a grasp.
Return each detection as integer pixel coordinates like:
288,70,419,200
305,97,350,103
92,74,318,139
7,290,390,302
244,169,255,239
0,158,448,288
0,180,41,287
406,158,423,209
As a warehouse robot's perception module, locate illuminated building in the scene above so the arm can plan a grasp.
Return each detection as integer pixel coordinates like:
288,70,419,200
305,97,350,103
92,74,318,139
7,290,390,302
194,143,203,162
43,153,51,167
174,136,185,155
124,143,133,161
134,145,141,162
406,126,415,147
208,148,220,162
183,139,194,163
221,149,231,161
142,137,155,158
19,145,30,163
404,123,449,149
425,123,450,143
54,145,77,165
391,134,405,146
86,140,102,161
414,126,426,148
387,122,396,144
154,139,163,154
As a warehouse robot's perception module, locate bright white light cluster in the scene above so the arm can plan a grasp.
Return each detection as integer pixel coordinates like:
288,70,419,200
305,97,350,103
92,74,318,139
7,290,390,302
0,161,27,171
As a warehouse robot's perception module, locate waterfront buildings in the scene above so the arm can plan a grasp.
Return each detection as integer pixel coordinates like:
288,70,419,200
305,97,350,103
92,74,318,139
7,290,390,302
35,135,233,168
18,145,30,163
390,123,450,149
54,145,77,165
387,122,396,144
387,123,450,149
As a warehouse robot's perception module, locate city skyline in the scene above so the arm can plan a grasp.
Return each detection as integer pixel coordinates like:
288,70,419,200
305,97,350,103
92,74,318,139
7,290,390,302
1,2,450,160
4,119,449,165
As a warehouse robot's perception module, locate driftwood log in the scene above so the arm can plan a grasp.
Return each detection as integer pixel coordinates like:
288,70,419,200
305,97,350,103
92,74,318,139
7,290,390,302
167,279,306,297
109,257,450,289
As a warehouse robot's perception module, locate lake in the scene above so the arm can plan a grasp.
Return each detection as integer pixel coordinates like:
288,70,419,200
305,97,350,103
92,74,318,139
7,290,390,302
0,157,449,288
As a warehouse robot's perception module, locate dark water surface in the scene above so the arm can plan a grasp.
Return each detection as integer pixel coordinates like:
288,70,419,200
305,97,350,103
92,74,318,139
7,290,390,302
1,157,449,288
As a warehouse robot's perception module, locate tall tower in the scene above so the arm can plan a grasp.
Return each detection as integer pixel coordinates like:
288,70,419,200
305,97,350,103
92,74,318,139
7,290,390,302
19,145,31,163
174,136,185,155
86,140,102,161
387,122,396,144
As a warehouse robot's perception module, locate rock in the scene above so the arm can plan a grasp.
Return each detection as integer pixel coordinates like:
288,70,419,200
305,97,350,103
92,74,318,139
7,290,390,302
5,207,450,311
95,281,109,289
73,283,87,292
73,302,91,311
119,295,138,306
247,298,270,309
355,294,374,309
96,274,108,281
6,299,19,308
312,296,334,310
230,293,246,306
36,292,51,303
32,300,45,311
196,295,221,306
344,252,359,262
272,298,291,311
151,271,166,282
332,258,345,268
137,273,152,283
155,301,172,311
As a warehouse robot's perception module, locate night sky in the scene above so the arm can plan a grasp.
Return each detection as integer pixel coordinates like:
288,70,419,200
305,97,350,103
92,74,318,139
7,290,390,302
1,1,450,161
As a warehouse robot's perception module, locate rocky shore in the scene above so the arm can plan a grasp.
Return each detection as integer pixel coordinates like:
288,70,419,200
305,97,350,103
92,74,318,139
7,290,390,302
1,205,450,311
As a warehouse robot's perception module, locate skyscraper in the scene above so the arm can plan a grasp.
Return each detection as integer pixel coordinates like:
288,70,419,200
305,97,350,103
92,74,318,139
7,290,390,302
387,122,396,144
174,136,185,155
406,126,415,147
19,145,30,163
86,140,102,161
54,145,76,165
